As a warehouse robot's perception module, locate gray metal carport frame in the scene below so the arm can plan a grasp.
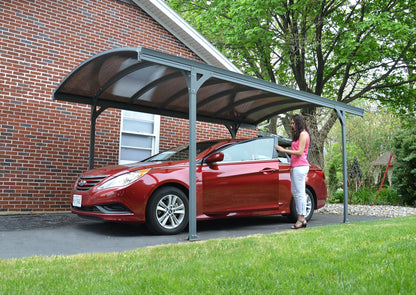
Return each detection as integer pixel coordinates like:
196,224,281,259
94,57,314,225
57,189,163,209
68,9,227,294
53,47,363,240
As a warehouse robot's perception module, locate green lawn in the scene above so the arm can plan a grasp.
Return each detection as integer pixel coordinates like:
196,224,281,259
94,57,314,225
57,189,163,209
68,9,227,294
1,215,415,294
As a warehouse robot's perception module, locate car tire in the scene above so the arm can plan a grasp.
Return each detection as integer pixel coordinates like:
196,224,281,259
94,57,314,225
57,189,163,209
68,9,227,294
145,186,189,235
287,188,315,222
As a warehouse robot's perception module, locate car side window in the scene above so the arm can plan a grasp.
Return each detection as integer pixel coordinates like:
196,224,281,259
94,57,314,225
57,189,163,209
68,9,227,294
220,138,275,163
252,138,274,160
221,143,252,162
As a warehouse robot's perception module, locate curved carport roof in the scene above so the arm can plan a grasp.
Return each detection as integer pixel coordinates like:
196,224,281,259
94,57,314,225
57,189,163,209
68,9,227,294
53,47,363,239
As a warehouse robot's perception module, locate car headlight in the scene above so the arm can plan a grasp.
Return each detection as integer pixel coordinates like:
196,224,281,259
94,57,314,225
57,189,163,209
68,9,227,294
97,169,150,189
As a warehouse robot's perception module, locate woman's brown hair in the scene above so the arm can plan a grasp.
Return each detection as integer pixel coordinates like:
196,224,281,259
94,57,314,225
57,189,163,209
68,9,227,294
292,114,309,141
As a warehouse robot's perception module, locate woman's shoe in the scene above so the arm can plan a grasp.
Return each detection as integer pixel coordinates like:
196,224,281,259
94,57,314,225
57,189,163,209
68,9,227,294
291,221,303,230
291,220,307,230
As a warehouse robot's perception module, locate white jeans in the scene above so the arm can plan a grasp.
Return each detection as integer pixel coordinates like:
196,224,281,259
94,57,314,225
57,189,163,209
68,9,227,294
291,166,309,216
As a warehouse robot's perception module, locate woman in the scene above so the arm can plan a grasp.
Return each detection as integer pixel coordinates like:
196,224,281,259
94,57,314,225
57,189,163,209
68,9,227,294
275,114,310,229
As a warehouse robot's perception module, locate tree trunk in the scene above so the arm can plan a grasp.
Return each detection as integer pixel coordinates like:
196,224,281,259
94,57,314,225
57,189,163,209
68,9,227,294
267,117,277,135
302,108,339,169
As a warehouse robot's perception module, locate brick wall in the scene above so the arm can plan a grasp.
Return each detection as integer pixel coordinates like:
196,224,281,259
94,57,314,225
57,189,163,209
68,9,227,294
0,0,256,213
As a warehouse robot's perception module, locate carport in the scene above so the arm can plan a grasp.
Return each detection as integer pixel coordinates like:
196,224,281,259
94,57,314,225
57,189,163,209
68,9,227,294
53,47,363,240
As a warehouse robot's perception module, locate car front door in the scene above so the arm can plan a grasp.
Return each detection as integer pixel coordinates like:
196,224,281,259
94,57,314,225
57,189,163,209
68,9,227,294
202,138,279,215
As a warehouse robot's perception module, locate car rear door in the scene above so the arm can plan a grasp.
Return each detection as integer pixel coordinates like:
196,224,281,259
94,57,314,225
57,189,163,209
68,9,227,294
202,138,279,215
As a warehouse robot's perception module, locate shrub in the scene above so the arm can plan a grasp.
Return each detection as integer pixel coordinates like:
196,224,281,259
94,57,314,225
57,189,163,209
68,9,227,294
327,189,344,203
375,188,401,206
326,187,402,206
350,186,375,205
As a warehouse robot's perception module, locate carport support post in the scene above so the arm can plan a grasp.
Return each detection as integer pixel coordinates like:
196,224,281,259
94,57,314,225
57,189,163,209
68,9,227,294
89,105,108,170
89,105,97,170
336,109,349,223
185,69,211,241
187,71,198,241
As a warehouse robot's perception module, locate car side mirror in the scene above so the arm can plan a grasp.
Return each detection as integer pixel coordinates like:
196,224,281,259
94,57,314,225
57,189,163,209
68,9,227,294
205,152,224,164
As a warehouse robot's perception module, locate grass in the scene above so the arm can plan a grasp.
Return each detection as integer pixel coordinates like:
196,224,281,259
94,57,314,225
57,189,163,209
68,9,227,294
1,216,416,294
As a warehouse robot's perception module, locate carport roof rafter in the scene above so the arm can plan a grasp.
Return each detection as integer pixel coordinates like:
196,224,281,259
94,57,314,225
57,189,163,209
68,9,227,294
53,47,363,130
53,47,363,241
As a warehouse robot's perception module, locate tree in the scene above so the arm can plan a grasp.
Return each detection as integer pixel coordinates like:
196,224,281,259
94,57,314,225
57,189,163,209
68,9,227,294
324,102,400,186
168,0,416,167
327,161,339,196
392,124,416,206
349,156,362,191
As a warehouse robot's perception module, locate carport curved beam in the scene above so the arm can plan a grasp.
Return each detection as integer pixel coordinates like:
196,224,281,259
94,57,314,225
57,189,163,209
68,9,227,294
129,71,185,103
93,61,154,102
159,78,226,108
242,101,317,123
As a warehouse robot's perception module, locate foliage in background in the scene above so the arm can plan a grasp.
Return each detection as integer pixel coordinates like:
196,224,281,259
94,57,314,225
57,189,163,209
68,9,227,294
327,161,339,196
351,187,401,205
376,187,402,206
349,156,363,191
167,0,415,206
392,123,416,206
325,102,400,194
323,101,413,206
168,0,416,168
327,187,401,206
327,188,345,204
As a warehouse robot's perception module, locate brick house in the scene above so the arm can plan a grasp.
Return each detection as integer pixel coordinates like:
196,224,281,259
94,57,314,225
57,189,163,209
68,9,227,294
0,0,256,213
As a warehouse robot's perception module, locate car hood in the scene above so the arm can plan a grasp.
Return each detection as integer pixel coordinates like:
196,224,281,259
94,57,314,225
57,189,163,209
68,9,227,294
81,161,189,177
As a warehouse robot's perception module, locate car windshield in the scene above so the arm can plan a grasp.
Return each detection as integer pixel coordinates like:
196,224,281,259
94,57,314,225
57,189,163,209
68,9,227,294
143,141,220,162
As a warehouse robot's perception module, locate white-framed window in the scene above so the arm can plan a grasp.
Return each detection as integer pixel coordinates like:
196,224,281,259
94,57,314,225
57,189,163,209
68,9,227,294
119,110,160,164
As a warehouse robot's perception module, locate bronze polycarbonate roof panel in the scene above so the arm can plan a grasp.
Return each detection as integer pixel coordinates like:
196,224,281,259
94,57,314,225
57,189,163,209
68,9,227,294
53,47,363,128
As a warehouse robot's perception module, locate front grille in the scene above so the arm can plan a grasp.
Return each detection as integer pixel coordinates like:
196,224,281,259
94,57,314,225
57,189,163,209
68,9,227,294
75,175,109,191
75,205,101,213
74,203,133,214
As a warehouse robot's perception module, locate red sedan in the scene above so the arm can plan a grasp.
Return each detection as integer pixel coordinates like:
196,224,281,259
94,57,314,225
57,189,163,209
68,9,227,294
71,137,327,234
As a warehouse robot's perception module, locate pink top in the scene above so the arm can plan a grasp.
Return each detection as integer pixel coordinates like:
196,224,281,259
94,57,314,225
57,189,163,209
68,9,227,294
291,131,310,167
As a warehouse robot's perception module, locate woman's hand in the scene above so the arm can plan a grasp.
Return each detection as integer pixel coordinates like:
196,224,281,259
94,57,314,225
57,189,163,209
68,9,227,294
275,145,285,153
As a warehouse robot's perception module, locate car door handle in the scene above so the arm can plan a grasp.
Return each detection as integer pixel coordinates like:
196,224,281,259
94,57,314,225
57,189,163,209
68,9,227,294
260,168,277,174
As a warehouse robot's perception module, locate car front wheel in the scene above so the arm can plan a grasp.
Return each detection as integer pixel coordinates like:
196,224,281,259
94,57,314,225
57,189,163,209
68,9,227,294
146,186,188,235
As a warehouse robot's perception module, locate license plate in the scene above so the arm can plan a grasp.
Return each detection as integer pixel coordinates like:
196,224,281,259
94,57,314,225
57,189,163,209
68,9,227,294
72,194,82,207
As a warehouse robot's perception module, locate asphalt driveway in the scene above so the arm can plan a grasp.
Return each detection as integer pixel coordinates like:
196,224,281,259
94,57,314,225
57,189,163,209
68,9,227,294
0,213,384,259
